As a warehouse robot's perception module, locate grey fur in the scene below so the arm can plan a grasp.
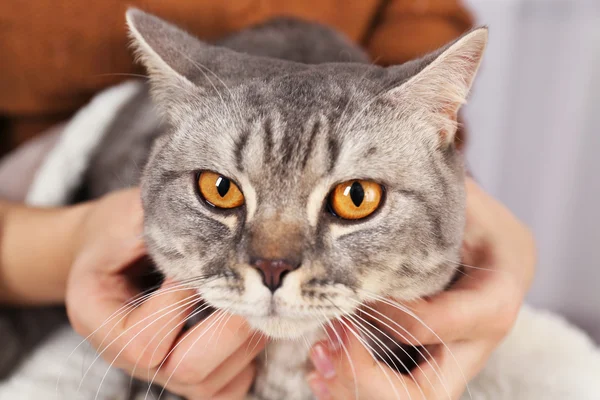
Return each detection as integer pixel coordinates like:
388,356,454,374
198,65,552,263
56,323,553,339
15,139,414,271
11,10,485,400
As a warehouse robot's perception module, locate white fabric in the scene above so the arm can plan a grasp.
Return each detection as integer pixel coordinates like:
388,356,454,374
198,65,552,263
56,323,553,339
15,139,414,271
464,306,600,399
0,326,129,400
26,80,144,207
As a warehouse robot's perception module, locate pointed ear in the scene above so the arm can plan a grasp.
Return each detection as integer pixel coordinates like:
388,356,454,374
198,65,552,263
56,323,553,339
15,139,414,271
126,8,210,119
387,28,488,146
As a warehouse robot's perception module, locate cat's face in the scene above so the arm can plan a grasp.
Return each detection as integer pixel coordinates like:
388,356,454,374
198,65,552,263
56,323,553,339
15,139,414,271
129,10,487,339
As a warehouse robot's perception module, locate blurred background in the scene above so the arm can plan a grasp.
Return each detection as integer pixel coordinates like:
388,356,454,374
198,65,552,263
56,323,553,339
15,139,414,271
463,0,600,341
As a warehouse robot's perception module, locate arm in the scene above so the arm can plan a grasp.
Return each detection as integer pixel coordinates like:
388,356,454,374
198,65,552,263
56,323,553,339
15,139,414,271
0,200,91,305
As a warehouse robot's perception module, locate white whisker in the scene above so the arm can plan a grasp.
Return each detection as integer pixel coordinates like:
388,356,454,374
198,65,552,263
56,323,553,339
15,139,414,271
336,317,407,400
353,300,451,399
142,308,225,400
65,277,210,373
246,331,265,356
91,295,202,399
347,311,436,399
358,290,472,399
322,315,359,400
154,310,229,400
128,302,212,386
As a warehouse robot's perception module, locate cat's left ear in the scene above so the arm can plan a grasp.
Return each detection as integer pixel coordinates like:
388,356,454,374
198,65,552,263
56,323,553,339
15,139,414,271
386,28,488,146
125,8,215,120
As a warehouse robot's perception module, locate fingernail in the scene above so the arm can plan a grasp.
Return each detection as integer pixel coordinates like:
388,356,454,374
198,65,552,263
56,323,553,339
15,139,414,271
308,372,331,400
311,343,336,379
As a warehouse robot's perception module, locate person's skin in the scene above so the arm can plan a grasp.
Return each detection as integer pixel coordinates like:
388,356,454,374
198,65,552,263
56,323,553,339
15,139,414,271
0,200,89,304
306,178,536,399
0,178,535,399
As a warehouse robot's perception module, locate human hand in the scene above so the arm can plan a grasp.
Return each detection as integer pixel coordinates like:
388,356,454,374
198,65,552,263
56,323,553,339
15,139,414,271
66,188,266,399
307,178,536,399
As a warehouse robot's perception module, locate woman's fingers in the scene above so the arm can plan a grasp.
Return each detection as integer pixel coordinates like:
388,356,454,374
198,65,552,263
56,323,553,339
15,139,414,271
409,339,493,400
159,313,253,387
310,328,492,400
114,309,263,398
312,331,417,400
114,310,263,399
159,333,265,399
210,363,257,400
176,364,257,400
71,274,198,371
196,333,267,395
65,187,262,399
71,269,262,399
368,275,518,345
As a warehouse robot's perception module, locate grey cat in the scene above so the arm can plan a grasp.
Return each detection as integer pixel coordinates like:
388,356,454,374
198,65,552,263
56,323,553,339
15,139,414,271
2,9,487,400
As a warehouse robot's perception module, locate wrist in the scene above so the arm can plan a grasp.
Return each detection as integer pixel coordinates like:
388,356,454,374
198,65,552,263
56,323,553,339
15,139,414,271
58,201,95,300
0,202,93,305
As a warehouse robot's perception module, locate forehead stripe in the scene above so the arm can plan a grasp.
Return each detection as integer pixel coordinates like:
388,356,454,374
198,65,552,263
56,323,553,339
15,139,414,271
263,118,274,164
301,119,320,170
327,135,340,173
235,128,249,172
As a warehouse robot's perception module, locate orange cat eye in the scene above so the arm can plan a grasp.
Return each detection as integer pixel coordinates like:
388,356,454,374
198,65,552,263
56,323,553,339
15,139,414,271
198,171,244,209
329,180,383,220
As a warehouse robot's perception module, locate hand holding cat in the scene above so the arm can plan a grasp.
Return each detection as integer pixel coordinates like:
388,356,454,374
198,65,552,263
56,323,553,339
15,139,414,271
65,188,266,400
62,178,535,400
307,178,536,399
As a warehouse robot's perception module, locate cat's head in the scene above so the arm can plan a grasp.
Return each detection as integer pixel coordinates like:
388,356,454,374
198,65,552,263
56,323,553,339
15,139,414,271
128,9,487,339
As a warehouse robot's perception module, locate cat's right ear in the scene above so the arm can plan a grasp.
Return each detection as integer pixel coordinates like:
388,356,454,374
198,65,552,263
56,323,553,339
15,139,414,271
126,8,205,120
384,28,488,148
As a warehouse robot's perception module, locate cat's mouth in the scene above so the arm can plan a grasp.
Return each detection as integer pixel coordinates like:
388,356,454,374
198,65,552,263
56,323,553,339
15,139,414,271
245,293,354,339
204,294,337,339
196,268,354,339
245,314,325,339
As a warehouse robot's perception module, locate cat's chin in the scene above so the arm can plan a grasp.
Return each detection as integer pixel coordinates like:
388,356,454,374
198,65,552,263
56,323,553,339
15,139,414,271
245,315,323,339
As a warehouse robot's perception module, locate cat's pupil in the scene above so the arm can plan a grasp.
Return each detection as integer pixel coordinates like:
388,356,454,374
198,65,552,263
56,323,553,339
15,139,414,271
216,176,230,197
350,182,364,207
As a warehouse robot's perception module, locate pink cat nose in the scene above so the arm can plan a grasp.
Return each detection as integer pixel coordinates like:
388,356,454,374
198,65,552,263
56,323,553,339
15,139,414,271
251,259,299,293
